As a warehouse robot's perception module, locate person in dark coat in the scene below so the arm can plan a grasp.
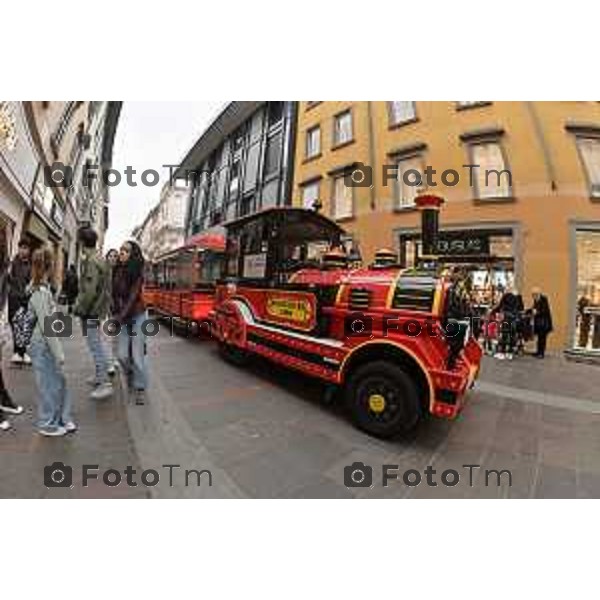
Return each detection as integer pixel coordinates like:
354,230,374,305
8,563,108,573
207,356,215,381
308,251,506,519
112,240,148,405
531,287,553,358
492,287,524,359
7,239,32,364
62,264,79,314
1,233,24,430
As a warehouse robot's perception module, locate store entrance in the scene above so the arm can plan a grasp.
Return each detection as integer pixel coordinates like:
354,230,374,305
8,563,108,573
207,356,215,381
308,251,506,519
574,229,600,353
399,228,516,311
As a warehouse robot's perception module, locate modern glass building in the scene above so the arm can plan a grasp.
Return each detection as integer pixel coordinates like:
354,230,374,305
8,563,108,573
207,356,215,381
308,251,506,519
178,102,297,238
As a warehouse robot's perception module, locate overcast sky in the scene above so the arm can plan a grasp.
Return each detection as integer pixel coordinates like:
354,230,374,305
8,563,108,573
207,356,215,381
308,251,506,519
104,101,225,251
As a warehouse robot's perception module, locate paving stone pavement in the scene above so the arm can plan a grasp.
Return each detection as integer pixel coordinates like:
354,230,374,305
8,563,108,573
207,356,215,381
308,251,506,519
2,323,600,499
0,334,147,499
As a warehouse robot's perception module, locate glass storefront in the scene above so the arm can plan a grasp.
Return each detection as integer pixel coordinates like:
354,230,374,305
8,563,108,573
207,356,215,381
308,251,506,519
399,229,516,311
574,230,600,352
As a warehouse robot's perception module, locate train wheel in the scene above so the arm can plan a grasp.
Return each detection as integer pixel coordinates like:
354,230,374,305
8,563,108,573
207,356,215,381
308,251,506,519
344,360,420,438
218,341,250,367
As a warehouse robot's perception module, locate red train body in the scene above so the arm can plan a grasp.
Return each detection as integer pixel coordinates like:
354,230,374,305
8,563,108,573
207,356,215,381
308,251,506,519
211,199,482,438
144,231,225,327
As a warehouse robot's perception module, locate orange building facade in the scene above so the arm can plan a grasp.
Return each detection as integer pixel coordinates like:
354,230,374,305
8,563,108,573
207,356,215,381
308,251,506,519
292,101,600,355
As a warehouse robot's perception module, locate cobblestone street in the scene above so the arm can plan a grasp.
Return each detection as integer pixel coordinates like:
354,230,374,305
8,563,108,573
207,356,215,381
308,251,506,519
2,324,599,498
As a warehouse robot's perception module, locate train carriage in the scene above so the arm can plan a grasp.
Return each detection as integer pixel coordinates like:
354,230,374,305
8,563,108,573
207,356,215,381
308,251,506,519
212,194,482,438
147,230,225,330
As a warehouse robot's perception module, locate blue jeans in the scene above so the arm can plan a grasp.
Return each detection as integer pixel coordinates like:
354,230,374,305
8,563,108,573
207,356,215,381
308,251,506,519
81,318,109,384
117,311,148,391
29,339,73,430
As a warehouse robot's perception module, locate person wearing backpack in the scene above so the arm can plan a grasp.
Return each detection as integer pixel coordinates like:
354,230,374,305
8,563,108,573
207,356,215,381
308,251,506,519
74,227,113,401
28,248,76,437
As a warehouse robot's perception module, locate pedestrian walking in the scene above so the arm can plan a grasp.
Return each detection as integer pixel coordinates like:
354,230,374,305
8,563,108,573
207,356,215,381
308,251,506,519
0,233,24,431
62,264,79,315
492,286,524,360
112,241,148,405
28,248,76,437
7,239,32,365
104,248,119,376
530,287,553,358
74,227,113,400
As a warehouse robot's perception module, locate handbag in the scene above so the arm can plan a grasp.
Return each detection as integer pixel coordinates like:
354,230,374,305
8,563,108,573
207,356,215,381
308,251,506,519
11,298,37,350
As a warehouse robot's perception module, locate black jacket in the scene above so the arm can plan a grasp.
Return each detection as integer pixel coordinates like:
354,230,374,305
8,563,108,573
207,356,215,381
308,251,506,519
496,292,524,315
7,256,31,312
532,295,553,334
63,269,79,300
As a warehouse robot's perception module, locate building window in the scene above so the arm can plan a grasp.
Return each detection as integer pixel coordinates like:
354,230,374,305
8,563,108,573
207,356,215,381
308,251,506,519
51,101,77,153
388,101,416,126
333,110,353,147
264,131,282,178
395,154,424,209
229,161,241,196
456,101,491,109
574,229,600,351
268,101,284,127
305,125,321,159
301,180,320,210
577,137,600,198
239,194,254,217
331,175,353,220
469,141,512,199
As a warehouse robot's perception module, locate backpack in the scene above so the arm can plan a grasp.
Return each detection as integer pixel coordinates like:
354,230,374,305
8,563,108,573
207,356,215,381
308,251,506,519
12,297,37,349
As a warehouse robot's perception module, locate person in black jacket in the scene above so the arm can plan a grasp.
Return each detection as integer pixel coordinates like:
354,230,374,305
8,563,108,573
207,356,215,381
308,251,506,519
7,239,32,365
530,287,553,358
1,233,24,431
492,286,524,359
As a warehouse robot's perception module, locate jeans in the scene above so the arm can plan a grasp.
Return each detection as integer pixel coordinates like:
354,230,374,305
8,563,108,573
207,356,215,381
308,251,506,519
29,339,72,430
81,318,109,384
117,311,148,391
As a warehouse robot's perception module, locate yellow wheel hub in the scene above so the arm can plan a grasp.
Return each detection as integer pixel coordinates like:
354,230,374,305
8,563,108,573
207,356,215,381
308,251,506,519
368,393,386,414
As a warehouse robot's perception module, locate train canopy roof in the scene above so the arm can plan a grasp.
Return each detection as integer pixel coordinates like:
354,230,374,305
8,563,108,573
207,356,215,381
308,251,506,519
224,207,346,244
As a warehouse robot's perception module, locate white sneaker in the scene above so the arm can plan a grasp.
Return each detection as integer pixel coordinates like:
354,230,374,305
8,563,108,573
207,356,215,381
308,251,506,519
0,419,10,431
506,353,514,361
495,353,505,360
37,426,67,437
90,382,114,401
22,354,31,365
64,421,78,433
11,353,22,364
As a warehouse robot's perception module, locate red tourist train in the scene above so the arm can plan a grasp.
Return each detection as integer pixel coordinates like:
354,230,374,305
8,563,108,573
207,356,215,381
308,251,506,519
210,194,482,438
144,231,226,328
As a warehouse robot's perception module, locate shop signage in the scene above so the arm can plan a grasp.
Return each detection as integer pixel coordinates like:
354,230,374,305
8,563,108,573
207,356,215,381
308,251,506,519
434,232,490,256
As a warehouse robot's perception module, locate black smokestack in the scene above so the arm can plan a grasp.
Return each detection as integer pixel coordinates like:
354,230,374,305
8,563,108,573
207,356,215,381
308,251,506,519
415,193,444,260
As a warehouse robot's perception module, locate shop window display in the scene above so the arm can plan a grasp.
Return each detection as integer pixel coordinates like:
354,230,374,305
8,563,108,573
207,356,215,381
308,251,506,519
574,230,600,352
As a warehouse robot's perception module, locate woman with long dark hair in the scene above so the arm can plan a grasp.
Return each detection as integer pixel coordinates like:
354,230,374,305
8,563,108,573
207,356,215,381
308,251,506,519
112,240,148,404
0,230,24,431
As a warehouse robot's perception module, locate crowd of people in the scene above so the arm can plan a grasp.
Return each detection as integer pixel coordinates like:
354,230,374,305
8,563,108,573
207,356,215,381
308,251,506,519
0,228,149,435
478,285,554,361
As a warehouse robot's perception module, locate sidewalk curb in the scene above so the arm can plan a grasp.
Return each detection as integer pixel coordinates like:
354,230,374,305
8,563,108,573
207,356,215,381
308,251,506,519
477,381,600,414
117,368,247,499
